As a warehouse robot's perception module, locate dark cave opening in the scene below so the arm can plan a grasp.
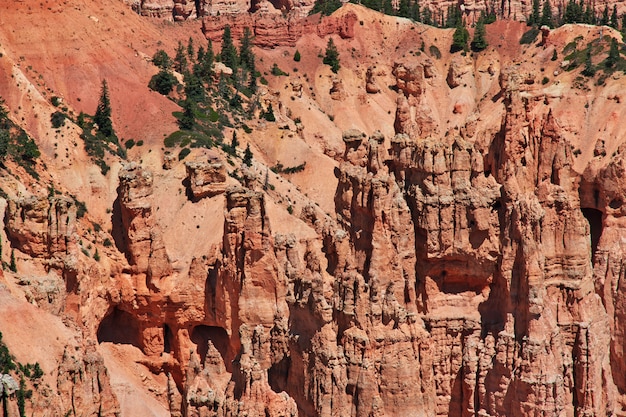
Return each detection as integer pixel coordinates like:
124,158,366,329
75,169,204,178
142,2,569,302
97,307,143,349
581,208,603,261
190,325,231,372
163,323,173,353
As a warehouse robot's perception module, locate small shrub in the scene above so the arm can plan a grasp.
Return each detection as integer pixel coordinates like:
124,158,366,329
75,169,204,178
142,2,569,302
149,70,177,95
271,63,288,76
178,147,191,160
429,45,441,59
103,238,113,247
294,50,301,62
136,140,144,146
542,76,549,84
50,111,66,128
125,139,135,149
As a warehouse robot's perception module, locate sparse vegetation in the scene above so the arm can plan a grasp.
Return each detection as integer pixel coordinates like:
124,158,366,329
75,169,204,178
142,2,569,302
450,23,469,52
323,37,340,73
429,45,441,59
50,111,66,128
271,63,288,76
520,28,540,45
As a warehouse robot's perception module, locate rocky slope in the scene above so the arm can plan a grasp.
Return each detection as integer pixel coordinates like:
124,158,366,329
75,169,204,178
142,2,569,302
3,1,626,417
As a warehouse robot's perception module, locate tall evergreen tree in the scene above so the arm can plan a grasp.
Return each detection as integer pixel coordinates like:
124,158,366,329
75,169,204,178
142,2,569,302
450,22,469,52
540,0,553,27
239,26,256,80
600,5,609,26
243,143,253,166
422,7,433,25
610,5,619,28
323,37,340,73
606,37,619,67
231,130,239,152
398,0,410,18
582,45,596,76
174,41,188,74
220,25,239,71
621,14,626,37
179,99,194,130
471,18,488,51
94,80,114,138
187,37,195,60
584,1,594,24
411,0,421,21
529,0,541,25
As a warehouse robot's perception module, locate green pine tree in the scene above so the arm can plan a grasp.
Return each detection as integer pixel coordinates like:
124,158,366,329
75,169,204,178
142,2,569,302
323,37,341,73
450,22,469,52
529,0,541,25
398,0,410,17
294,50,301,62
540,0,553,27
411,0,421,21
179,99,195,130
9,249,16,273
94,80,114,138
582,46,596,76
606,37,619,67
471,18,488,51
610,5,618,28
174,41,188,74
600,5,609,26
239,27,255,71
152,49,171,70
220,25,239,71
243,143,253,166
187,37,195,60
231,130,239,153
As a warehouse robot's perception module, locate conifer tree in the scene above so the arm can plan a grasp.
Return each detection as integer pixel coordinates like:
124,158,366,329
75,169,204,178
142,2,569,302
411,0,421,21
220,25,239,71
471,18,488,51
187,37,195,60
610,5,619,28
451,22,469,52
323,37,341,73
179,99,194,130
582,45,596,76
174,41,188,74
422,7,433,25
9,249,16,273
239,27,255,71
540,0,553,27
606,37,619,67
600,5,609,26
94,80,114,138
243,143,253,166
231,130,239,153
398,0,410,18
529,0,541,25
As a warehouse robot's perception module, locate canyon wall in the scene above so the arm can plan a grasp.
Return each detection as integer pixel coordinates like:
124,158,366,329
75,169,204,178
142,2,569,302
3,1,626,416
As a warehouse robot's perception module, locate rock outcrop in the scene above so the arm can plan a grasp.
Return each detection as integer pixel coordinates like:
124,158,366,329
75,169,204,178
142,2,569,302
118,163,172,290
185,155,227,200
